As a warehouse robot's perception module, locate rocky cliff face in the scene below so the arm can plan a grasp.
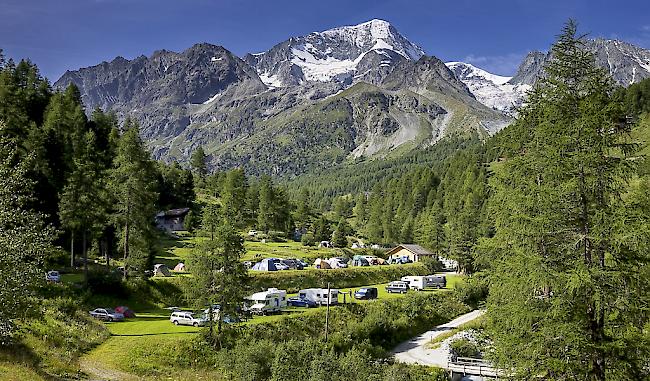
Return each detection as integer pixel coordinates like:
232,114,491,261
56,43,266,140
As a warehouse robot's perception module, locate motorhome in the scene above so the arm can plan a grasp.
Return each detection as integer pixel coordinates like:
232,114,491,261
401,275,447,290
245,288,287,315
298,288,339,306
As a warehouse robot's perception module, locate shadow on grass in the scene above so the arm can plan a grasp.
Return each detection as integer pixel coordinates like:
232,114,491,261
0,343,65,381
111,331,199,337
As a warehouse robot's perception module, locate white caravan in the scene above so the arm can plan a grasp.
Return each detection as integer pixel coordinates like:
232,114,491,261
245,288,287,315
401,275,446,290
298,288,339,306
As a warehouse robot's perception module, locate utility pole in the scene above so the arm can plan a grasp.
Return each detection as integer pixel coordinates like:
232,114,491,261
325,282,331,343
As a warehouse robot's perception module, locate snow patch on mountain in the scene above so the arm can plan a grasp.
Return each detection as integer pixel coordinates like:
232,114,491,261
249,19,425,87
446,61,529,114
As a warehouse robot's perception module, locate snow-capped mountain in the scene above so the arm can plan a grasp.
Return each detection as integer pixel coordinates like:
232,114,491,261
244,19,425,87
446,62,530,114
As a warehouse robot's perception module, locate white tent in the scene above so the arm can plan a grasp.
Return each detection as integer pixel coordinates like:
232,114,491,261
173,262,186,272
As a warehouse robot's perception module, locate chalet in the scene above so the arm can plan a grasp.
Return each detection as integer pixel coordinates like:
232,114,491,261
386,244,435,263
155,207,190,232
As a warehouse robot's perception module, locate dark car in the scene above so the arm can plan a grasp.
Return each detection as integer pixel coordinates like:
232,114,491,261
354,287,378,300
282,258,305,270
288,296,317,308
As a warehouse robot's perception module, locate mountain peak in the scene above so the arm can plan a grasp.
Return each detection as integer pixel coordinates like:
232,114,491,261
245,19,425,87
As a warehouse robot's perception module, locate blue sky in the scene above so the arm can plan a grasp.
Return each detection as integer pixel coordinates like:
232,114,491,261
2,0,650,81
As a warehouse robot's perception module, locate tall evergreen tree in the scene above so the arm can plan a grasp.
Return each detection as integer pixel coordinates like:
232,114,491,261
110,119,158,278
0,124,54,344
187,206,248,347
483,21,649,379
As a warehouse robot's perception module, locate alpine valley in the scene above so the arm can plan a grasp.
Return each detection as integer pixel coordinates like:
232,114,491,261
55,19,650,176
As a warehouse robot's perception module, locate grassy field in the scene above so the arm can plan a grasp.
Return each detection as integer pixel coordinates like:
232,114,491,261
154,231,363,268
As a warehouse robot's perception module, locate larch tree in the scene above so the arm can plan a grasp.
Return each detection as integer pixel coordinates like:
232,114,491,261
110,119,158,278
483,21,650,379
187,206,248,347
0,123,54,344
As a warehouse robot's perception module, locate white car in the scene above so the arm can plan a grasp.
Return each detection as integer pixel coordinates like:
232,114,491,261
46,271,61,283
248,230,258,237
170,311,206,327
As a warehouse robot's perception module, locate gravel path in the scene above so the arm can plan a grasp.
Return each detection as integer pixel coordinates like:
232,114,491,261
391,309,486,367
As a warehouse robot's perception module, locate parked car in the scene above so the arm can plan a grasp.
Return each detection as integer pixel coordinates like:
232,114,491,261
89,308,125,322
248,230,258,237
45,270,61,283
270,258,290,271
385,281,409,294
169,311,206,327
282,258,305,270
287,296,317,308
354,287,378,300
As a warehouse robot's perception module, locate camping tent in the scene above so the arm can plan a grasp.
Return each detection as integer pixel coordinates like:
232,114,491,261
252,259,278,271
153,264,172,277
173,262,186,272
114,306,136,318
314,258,332,269
352,255,369,267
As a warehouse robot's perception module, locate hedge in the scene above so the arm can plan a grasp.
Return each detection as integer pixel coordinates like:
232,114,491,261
249,263,430,293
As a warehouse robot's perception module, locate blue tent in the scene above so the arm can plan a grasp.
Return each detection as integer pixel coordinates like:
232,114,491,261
252,258,278,271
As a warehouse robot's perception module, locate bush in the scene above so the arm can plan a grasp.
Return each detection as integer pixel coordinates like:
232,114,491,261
454,273,488,308
449,338,481,359
420,257,443,274
301,232,316,246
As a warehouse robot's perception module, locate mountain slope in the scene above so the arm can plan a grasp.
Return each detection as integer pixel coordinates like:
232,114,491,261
244,19,425,87
446,62,530,114
55,43,266,140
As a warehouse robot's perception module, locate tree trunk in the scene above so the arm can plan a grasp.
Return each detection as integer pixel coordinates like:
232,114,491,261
123,198,131,280
70,230,75,268
83,229,88,285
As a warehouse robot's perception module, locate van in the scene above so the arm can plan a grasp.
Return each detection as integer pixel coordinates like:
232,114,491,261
169,311,206,327
385,281,409,294
354,287,378,300
298,288,339,305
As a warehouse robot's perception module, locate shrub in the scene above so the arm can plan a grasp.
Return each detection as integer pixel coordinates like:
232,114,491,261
449,338,481,359
301,232,316,246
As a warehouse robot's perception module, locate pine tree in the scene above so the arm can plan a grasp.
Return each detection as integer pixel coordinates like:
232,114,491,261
187,207,248,347
483,21,649,379
190,146,208,186
59,130,107,280
110,119,158,278
221,169,247,227
257,175,275,232
331,218,350,248
0,124,54,343
353,193,367,228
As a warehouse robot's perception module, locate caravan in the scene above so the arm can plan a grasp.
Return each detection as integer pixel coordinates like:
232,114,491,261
297,288,339,306
401,275,447,290
245,288,287,315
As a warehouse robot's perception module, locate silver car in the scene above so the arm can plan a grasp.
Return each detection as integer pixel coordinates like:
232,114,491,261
89,308,125,322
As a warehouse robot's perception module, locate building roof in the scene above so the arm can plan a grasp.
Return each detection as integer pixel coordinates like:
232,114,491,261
156,207,190,218
386,244,434,256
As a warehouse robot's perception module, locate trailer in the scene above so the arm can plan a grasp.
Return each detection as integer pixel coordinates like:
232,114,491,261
244,288,287,315
298,288,339,306
401,275,446,290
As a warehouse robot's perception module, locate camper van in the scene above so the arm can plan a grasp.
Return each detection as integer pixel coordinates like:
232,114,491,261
298,288,339,306
245,288,287,315
401,275,447,290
